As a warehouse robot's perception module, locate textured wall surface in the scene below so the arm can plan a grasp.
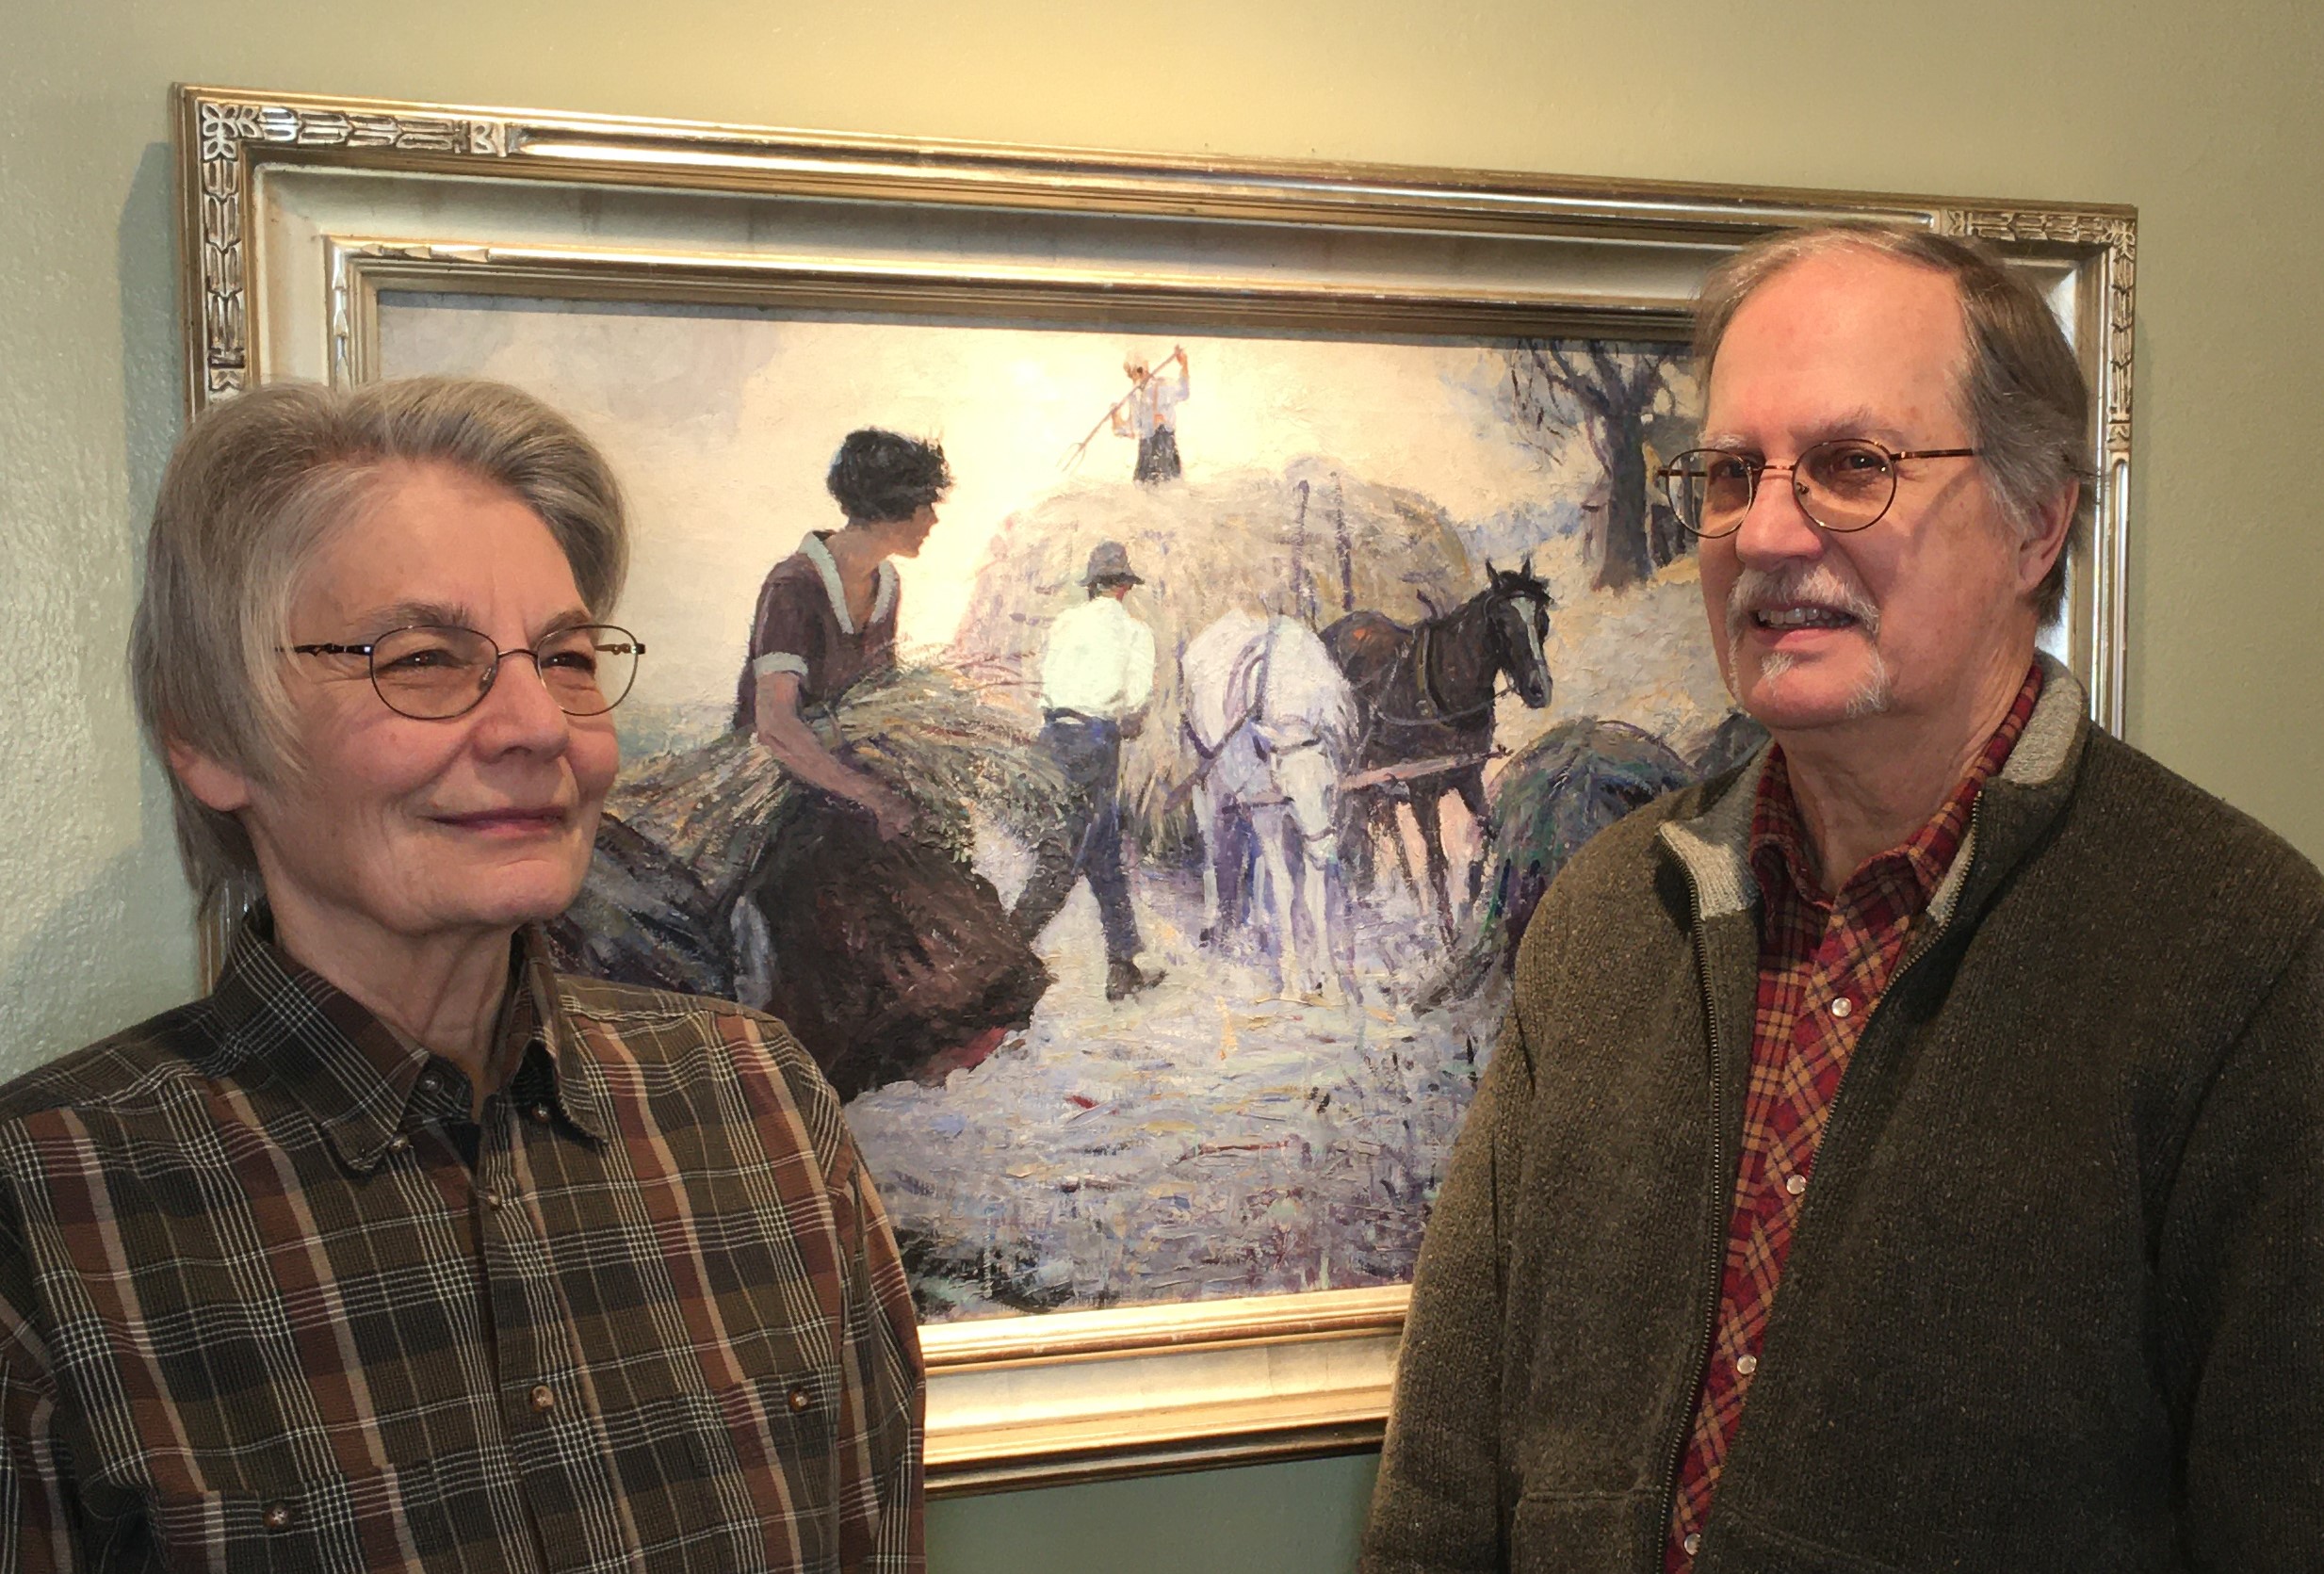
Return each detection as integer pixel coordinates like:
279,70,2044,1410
5,2,2322,1566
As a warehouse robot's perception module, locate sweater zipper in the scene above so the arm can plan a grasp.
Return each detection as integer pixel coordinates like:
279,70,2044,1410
1650,798,1979,1570
1656,855,1728,1572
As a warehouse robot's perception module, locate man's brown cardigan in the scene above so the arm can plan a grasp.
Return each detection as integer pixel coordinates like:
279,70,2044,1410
1364,660,2324,1572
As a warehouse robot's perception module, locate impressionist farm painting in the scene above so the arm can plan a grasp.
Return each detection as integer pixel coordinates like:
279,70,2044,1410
377,297,1748,1322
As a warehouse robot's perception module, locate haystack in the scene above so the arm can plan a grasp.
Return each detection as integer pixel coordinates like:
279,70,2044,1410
952,458,1476,848
607,664,1068,906
1424,717,1694,1005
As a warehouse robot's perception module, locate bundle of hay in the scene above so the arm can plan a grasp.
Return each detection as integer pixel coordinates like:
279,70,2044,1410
952,458,1476,852
554,664,1065,998
606,663,1069,907
1424,718,1694,1006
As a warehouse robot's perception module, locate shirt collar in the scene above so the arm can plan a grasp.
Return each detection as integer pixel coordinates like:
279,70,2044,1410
799,530,897,638
1749,661,2044,908
207,913,610,1172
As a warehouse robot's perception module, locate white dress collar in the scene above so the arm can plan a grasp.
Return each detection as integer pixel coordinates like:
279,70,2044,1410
800,531,897,638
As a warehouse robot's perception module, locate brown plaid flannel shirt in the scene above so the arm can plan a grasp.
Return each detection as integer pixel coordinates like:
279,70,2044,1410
0,922,923,1573
1666,665,2041,1569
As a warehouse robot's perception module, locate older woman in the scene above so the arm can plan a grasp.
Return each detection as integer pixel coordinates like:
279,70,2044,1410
0,379,922,1571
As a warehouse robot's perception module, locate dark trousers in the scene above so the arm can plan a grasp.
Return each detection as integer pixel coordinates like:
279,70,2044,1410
1133,427,1181,483
1013,714,1142,963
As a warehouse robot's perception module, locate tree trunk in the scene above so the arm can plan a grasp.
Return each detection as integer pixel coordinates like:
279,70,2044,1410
1595,412,1654,590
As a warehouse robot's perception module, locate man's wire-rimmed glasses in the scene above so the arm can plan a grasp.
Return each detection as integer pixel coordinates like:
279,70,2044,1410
1657,439,1981,538
287,624,646,721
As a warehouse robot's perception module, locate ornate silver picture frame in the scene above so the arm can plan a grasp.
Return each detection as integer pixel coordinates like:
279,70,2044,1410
176,84,2135,1491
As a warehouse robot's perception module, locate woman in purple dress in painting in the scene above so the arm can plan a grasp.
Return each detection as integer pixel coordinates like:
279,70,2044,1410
735,429,1048,1099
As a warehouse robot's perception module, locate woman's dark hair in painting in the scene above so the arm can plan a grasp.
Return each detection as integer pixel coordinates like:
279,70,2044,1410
824,428,952,523
1693,223,2092,626
130,377,628,929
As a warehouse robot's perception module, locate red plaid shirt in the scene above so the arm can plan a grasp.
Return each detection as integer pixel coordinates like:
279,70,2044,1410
1666,665,2041,1568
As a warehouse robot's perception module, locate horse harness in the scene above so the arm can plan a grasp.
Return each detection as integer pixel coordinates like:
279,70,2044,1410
1359,612,1506,732
1182,618,1326,764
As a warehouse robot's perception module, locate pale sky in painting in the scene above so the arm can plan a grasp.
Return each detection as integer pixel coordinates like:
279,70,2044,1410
378,299,1590,722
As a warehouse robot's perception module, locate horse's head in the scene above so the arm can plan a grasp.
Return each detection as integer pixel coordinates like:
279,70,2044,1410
1482,555,1555,709
1254,719,1341,854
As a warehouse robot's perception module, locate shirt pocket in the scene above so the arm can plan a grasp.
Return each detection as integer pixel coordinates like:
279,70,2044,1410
1506,1488,1655,1574
688,1370,841,1574
145,1460,463,1574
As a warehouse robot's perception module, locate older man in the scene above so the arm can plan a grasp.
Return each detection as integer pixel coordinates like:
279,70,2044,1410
1364,227,2324,1572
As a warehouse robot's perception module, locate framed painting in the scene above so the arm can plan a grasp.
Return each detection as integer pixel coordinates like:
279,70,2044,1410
175,85,2137,1490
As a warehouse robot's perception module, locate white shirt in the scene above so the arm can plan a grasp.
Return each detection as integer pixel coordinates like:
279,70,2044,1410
1040,595,1156,719
1122,369,1188,434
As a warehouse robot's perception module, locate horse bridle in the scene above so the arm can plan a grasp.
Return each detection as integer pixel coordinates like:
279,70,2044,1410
1182,619,1279,762
1186,623,1341,853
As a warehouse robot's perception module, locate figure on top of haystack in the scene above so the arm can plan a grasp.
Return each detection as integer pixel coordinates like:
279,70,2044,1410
1113,345,1191,483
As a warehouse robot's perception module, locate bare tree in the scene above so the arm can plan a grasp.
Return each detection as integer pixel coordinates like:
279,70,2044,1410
1503,341,1692,590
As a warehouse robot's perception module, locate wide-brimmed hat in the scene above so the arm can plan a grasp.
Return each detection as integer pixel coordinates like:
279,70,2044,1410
1081,541,1143,586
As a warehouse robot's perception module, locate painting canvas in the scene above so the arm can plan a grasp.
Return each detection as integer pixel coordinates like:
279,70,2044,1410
378,296,1745,1321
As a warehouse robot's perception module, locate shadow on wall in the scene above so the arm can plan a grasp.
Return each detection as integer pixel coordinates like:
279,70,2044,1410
0,141,204,1076
0,833,194,1078
122,140,183,557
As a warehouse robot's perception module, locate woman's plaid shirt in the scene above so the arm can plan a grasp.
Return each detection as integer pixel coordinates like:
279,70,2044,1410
0,925,923,1573
1666,665,2041,1569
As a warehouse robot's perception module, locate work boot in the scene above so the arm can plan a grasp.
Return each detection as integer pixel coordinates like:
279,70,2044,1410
1105,958,1165,1002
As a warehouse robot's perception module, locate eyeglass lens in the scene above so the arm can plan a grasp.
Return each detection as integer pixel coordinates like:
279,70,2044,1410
1667,440,1899,537
368,625,642,720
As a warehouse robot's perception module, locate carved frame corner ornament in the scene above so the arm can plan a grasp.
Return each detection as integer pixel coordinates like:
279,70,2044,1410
1942,206,2137,455
170,84,2139,1485
182,89,513,402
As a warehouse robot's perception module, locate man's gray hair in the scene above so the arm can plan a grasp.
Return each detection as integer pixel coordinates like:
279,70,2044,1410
129,377,628,927
1693,224,2092,626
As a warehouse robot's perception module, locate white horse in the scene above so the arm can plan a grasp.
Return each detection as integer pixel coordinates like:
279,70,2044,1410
1181,611,1358,999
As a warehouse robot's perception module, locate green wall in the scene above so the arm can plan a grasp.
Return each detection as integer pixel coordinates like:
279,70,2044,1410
6,1,2322,1566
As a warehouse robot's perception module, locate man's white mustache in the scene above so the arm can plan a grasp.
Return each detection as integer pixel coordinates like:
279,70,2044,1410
1726,566,1881,646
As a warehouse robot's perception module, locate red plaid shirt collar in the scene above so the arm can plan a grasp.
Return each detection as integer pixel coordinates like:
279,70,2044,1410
1750,662,2045,909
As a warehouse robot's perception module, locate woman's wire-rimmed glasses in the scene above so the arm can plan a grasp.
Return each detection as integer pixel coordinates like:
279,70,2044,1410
287,624,645,721
1657,439,1981,538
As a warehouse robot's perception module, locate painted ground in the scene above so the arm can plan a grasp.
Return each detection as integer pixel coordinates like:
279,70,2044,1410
843,825,1499,1322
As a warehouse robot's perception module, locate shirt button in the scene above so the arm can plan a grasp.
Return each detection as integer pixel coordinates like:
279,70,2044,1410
1682,1532,1701,1557
1829,997,1853,1018
1735,1354,1759,1376
1785,1174,1808,1196
415,1071,441,1095
263,1501,295,1531
528,1103,553,1125
530,1384,557,1412
788,1386,813,1413
386,1134,411,1154
481,1189,505,1209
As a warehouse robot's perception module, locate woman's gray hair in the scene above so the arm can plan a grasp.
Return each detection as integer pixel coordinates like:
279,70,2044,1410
130,377,628,928
1692,224,2092,626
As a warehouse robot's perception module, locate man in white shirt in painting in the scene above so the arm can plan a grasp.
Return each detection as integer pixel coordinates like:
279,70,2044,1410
1113,347,1191,483
1012,542,1165,1001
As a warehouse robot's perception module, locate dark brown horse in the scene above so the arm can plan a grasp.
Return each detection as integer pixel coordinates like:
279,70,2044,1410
1322,560,1554,936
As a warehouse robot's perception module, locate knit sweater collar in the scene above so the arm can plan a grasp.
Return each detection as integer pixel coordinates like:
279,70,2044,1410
1662,651,2089,925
